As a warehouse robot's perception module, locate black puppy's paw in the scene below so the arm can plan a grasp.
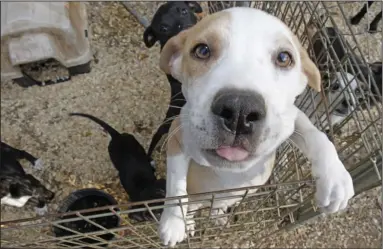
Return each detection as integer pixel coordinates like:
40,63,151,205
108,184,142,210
33,158,44,170
34,205,48,216
150,159,156,169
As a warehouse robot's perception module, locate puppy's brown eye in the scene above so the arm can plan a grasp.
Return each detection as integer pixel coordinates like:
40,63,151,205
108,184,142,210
275,51,293,68
192,43,210,59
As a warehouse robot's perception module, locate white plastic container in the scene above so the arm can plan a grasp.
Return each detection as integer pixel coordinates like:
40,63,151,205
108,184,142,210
1,2,92,87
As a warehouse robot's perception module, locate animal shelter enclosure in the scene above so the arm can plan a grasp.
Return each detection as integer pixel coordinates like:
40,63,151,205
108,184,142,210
1,1,382,248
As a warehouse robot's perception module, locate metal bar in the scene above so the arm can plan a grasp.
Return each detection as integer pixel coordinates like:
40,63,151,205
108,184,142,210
121,2,149,28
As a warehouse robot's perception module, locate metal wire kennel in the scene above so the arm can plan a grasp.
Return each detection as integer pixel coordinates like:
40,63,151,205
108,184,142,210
1,1,382,248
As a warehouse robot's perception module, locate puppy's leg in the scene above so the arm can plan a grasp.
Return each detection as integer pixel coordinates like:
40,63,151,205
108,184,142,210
34,201,49,216
291,108,354,214
13,148,42,169
158,118,190,247
368,11,382,33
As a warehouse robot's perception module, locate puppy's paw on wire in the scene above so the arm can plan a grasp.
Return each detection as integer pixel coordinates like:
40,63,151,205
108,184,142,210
159,207,186,247
314,158,354,214
186,218,196,237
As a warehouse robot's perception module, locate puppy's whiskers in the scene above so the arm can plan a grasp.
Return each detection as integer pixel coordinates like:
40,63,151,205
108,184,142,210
154,114,188,131
170,99,187,102
167,105,183,109
170,91,183,100
161,124,182,153
290,130,307,148
159,124,183,162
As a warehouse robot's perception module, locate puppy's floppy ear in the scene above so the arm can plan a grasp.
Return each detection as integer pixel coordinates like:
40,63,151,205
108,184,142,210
185,1,203,13
143,26,157,48
159,30,188,75
292,35,321,92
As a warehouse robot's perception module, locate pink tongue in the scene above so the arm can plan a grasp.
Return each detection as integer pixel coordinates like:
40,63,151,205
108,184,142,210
215,146,249,161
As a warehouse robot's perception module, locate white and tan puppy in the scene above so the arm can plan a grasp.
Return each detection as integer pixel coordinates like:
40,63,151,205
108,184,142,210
158,7,354,247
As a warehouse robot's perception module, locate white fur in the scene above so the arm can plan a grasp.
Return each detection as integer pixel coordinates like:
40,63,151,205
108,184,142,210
159,154,190,247
296,72,359,129
291,108,354,213
34,205,48,216
33,158,44,170
159,7,354,246
1,194,32,208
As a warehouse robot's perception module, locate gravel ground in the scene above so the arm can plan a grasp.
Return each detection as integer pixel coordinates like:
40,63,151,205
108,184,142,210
1,2,381,248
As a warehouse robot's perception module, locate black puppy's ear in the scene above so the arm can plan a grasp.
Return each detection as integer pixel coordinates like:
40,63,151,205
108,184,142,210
143,26,157,48
185,1,203,13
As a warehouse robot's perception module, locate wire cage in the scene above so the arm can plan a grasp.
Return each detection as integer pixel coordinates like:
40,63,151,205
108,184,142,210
1,1,382,248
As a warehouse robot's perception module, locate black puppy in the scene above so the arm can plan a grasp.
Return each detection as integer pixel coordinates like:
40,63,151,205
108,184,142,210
143,1,203,49
143,1,203,157
350,1,382,33
69,113,166,222
1,141,54,215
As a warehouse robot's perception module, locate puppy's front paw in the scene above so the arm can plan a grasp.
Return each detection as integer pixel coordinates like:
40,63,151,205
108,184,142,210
186,218,196,237
33,158,44,170
314,158,354,214
34,205,48,216
159,207,186,247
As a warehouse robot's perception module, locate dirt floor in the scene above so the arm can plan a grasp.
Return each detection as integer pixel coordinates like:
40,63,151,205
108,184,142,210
1,2,382,248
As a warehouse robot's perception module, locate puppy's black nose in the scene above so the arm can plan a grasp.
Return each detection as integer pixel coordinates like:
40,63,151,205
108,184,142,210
211,89,266,135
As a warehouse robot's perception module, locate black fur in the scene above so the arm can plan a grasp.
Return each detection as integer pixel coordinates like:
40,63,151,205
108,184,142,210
0,141,54,209
143,1,202,49
350,1,382,33
1,141,40,169
144,2,202,156
69,113,166,222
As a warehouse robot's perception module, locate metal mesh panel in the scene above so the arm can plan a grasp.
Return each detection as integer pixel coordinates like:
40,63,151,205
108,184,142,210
1,2,382,248
1,181,314,248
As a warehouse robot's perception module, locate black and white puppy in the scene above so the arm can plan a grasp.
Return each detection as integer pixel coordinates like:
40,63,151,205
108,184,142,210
70,113,166,222
350,1,382,33
143,1,203,157
308,21,382,108
0,141,54,215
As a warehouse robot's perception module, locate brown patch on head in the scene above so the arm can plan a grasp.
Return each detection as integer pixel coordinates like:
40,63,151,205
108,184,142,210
160,11,231,80
292,34,321,92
